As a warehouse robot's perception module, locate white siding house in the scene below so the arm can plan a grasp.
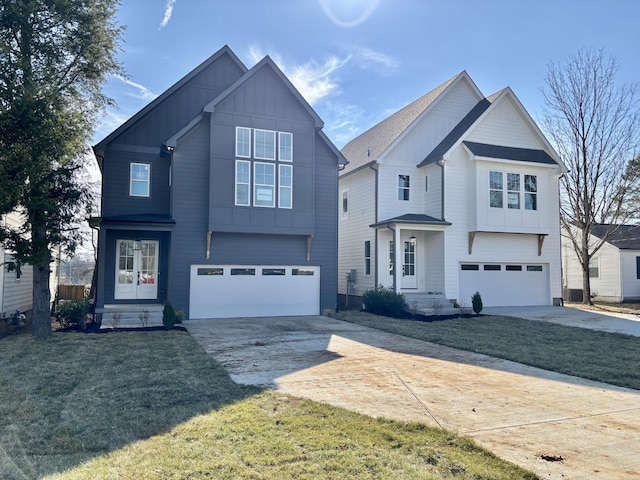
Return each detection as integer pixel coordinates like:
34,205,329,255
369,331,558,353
339,71,566,308
562,224,640,302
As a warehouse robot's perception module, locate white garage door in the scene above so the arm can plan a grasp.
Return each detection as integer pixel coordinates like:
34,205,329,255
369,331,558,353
189,265,320,319
458,263,549,307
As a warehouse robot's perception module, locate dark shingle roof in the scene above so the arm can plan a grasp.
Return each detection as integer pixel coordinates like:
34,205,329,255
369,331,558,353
590,224,640,249
340,72,464,174
462,141,557,165
371,214,451,228
418,99,491,167
100,214,176,225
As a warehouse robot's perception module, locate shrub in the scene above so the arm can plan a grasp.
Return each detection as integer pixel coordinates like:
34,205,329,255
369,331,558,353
163,301,176,328
362,285,407,317
175,310,185,323
472,292,483,315
57,298,92,328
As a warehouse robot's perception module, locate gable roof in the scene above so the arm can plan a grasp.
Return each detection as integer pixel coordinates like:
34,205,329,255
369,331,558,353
203,55,323,129
590,224,640,250
419,87,564,169
371,213,451,228
341,71,480,175
93,45,247,163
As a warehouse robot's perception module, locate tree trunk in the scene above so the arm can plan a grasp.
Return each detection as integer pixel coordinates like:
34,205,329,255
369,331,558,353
32,264,52,339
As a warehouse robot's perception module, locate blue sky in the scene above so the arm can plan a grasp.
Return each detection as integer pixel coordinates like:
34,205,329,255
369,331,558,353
95,0,639,150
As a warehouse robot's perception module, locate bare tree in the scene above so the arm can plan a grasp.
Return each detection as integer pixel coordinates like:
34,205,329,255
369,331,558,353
542,48,640,304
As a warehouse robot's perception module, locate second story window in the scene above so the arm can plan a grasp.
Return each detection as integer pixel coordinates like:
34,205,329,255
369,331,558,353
398,175,410,201
489,171,537,211
342,190,348,218
525,175,537,210
130,163,150,197
489,171,503,208
254,129,276,160
279,132,293,161
236,127,251,158
254,162,275,207
364,240,371,275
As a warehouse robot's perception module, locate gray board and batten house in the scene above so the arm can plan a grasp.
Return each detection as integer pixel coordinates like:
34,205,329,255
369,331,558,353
92,45,346,319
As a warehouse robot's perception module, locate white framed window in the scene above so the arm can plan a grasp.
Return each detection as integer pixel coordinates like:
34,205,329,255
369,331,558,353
341,190,349,218
236,127,251,158
235,160,250,206
364,240,371,276
525,174,537,210
489,171,503,208
130,163,150,197
254,162,275,207
279,164,293,209
254,129,276,160
398,175,410,201
507,173,520,209
589,257,600,278
279,132,293,162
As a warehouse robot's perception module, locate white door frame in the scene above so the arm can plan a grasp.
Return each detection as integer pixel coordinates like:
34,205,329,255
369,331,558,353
114,239,159,300
401,240,417,289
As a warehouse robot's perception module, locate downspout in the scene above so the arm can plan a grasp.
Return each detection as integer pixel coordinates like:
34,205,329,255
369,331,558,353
370,163,379,286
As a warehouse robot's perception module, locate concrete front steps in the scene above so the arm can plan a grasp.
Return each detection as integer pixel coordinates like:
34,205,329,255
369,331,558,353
97,304,164,328
403,293,462,316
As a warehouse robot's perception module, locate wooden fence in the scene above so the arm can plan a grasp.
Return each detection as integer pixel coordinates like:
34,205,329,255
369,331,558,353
57,285,87,301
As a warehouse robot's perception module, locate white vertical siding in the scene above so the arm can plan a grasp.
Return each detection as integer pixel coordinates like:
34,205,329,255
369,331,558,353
338,168,377,296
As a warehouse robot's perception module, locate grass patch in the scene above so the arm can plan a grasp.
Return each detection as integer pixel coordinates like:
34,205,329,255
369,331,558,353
333,310,640,390
0,329,537,479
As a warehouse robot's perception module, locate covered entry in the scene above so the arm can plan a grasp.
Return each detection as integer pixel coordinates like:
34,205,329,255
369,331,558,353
189,264,320,318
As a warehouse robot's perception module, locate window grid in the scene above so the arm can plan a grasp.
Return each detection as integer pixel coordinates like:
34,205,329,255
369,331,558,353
254,162,275,207
398,175,410,201
364,240,371,276
507,173,520,209
279,164,292,209
130,163,151,197
254,129,276,160
236,127,251,158
525,174,537,210
489,171,503,208
235,160,250,206
279,132,293,162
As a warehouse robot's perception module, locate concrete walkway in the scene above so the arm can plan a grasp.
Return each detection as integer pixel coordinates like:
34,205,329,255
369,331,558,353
185,315,640,480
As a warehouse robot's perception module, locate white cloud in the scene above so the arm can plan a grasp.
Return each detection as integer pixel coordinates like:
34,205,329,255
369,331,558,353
115,75,158,101
350,46,399,75
159,0,176,29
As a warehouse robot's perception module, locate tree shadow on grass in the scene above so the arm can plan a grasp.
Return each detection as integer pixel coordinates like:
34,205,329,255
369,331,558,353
0,330,262,479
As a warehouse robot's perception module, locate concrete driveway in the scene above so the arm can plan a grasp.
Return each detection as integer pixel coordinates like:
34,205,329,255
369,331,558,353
185,315,640,480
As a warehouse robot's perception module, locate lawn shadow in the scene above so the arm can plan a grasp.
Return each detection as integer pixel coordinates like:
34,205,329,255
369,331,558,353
0,329,263,479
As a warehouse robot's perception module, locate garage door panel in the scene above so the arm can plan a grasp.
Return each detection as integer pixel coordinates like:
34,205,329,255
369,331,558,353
189,265,320,319
459,263,549,307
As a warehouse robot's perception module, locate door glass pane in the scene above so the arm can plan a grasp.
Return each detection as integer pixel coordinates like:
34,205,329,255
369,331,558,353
118,241,134,284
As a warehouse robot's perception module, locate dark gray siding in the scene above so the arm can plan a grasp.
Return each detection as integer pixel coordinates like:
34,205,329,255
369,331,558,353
101,150,170,217
114,53,245,148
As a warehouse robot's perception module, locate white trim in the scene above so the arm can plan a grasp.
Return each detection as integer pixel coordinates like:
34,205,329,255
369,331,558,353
130,163,151,197
254,129,276,160
253,161,275,207
278,164,293,209
235,160,251,206
279,131,293,162
235,127,251,158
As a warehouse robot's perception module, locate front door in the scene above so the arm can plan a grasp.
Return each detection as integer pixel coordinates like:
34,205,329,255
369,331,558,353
114,240,159,300
402,240,417,289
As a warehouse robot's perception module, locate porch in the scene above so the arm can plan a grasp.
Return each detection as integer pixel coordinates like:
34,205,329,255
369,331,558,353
97,304,164,328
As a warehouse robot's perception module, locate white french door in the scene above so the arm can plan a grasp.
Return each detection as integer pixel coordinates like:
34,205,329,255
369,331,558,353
401,240,417,289
114,240,159,300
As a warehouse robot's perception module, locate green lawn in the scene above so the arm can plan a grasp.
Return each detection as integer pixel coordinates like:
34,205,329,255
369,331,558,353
333,310,640,390
0,329,536,480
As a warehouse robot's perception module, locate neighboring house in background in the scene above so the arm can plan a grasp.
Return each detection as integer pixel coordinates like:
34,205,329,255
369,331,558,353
339,71,566,308
562,224,640,302
92,45,344,320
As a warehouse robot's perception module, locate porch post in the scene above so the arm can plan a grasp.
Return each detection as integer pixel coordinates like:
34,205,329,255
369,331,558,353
394,226,401,293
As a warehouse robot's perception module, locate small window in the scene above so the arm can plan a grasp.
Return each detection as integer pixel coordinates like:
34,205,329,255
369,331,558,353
236,127,251,158
425,176,428,192
389,240,395,276
254,129,276,160
636,257,640,279
279,132,293,162
461,264,479,271
130,163,150,197
588,257,599,278
198,267,224,276
507,173,520,209
279,164,292,209
292,268,314,276
254,162,275,207
342,190,349,218
527,265,543,272
489,171,503,208
524,175,537,210
484,264,501,271
364,240,371,276
398,175,410,201
231,268,255,275
506,265,522,271
235,160,250,206
262,268,285,275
